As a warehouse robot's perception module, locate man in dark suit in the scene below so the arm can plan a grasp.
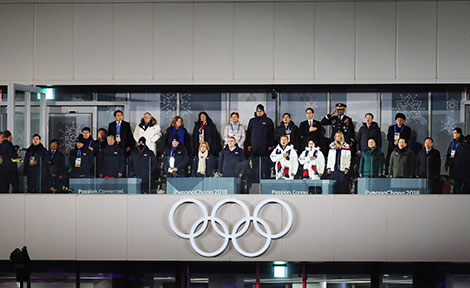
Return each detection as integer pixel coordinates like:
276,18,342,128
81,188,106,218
298,107,324,150
0,130,20,193
416,137,441,194
48,139,66,193
107,110,135,156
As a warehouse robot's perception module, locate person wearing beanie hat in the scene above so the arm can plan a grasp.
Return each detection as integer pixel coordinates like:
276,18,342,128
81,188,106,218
246,103,275,180
385,112,412,175
321,103,356,151
69,136,94,178
129,135,158,193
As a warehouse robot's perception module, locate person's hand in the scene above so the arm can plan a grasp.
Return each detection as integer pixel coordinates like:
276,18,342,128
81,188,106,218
126,147,131,152
378,173,382,177
310,156,316,161
268,147,273,151
58,175,63,179
394,140,398,145
51,173,57,177
283,153,289,157
291,173,295,177
286,130,292,135
219,173,223,177
172,171,177,176
247,146,252,152
174,168,178,172
319,173,323,177
118,173,123,177
309,126,317,132
357,150,361,155
89,147,94,151
389,175,393,178
99,173,103,178
238,173,243,178
359,174,363,178
330,109,337,116
344,169,349,175
327,169,331,174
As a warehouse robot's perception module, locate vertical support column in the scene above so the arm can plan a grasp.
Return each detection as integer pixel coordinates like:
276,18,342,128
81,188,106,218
370,263,382,288
7,83,15,135
40,91,47,145
25,92,31,148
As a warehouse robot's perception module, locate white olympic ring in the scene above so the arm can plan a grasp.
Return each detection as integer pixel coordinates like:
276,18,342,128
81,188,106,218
169,198,293,258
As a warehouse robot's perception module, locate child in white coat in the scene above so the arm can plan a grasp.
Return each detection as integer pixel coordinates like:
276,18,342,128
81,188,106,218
270,135,298,180
299,139,325,180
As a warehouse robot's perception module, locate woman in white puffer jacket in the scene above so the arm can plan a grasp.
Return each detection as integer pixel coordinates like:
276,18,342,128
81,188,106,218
133,112,162,155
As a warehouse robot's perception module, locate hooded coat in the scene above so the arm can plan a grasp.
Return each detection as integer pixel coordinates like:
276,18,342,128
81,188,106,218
133,116,162,155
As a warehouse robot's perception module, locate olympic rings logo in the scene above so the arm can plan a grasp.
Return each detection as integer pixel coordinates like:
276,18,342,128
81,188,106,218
169,198,293,258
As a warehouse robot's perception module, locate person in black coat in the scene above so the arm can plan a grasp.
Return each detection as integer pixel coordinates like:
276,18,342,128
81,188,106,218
445,128,464,180
386,113,412,174
107,110,135,155
246,104,275,180
452,136,470,194
69,138,94,178
99,135,125,178
192,141,218,177
163,138,190,177
219,137,246,178
0,130,19,193
79,127,99,155
192,112,221,156
416,137,441,194
298,108,324,150
48,139,66,193
163,116,192,157
24,134,49,192
356,113,382,154
129,137,158,193
275,113,300,151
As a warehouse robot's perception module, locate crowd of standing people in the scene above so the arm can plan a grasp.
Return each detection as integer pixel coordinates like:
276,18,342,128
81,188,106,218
1,104,470,193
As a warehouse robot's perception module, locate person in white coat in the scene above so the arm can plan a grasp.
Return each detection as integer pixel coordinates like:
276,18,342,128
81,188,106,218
299,139,325,180
133,112,162,155
223,112,246,149
270,135,298,180
327,132,351,194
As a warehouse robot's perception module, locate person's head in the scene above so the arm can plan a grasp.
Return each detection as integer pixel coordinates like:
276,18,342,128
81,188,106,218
336,103,346,116
107,135,115,146
230,112,239,123
98,128,107,140
171,116,184,128
199,112,208,123
50,139,59,150
398,138,408,149
32,134,41,146
114,110,123,122
395,113,406,126
282,113,291,124
82,127,91,139
256,104,265,117
424,137,433,149
367,138,376,149
308,139,316,149
228,136,236,148
143,112,152,124
365,113,374,124
171,139,179,148
2,130,11,142
280,135,288,146
198,141,209,153
453,128,462,140
305,108,314,120
334,132,344,144
138,137,146,147
76,138,84,149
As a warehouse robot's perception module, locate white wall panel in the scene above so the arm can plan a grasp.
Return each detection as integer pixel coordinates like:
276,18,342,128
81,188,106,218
356,2,396,79
274,2,314,80
74,4,113,80
396,2,437,79
25,195,76,260
438,1,470,79
234,3,274,80
155,3,194,80
0,195,24,259
0,4,33,81
315,2,355,80
35,4,74,80
114,3,153,80
194,3,233,81
76,196,127,260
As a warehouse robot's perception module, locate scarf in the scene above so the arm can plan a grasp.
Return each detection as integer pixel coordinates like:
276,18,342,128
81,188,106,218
197,150,208,175
172,126,185,145
199,121,207,142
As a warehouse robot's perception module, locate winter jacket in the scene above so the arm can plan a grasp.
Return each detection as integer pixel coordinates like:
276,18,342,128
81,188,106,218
386,124,411,157
389,146,416,178
356,122,382,152
219,145,246,177
327,142,351,172
192,153,218,177
69,147,94,178
450,142,470,182
99,144,125,177
298,146,325,180
223,121,246,149
78,135,99,156
163,144,189,177
416,147,441,179
192,113,221,155
358,147,384,177
129,145,158,181
133,117,162,155
48,149,66,177
163,126,192,157
24,143,49,178
246,113,275,156
445,136,464,178
275,121,300,150
270,144,299,180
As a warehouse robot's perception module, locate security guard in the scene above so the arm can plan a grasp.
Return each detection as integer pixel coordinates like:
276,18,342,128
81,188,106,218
321,103,355,149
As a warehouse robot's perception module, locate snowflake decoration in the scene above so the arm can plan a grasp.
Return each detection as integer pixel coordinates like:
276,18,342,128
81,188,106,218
71,94,85,102
304,96,318,111
179,93,192,113
394,93,426,121
59,121,81,153
106,106,119,114
446,99,459,111
441,115,458,135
